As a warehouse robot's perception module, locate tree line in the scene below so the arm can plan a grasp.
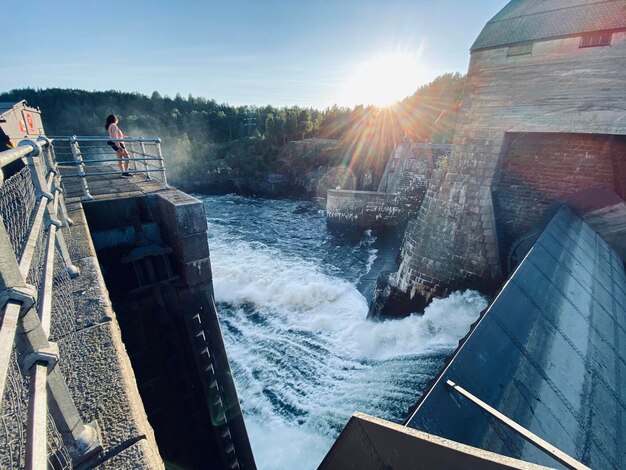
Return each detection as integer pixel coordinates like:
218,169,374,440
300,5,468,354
0,72,465,184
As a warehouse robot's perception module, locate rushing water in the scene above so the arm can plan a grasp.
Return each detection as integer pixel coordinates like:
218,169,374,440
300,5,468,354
199,194,487,470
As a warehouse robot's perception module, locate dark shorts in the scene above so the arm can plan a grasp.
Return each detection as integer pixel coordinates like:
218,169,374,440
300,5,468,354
107,141,126,152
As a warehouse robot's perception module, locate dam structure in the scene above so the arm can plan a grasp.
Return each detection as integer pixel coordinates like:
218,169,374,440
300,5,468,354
366,0,626,317
326,142,452,230
321,1,626,469
0,101,255,469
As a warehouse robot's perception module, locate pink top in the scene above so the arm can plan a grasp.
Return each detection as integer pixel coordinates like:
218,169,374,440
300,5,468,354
108,123,124,140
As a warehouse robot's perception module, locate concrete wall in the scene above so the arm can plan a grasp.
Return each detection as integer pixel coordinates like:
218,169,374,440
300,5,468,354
83,189,255,469
494,132,626,259
327,143,450,230
383,30,626,312
320,413,549,470
326,190,408,229
405,207,626,469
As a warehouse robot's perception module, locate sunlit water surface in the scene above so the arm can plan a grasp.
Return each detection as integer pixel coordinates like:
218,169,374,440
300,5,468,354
199,194,487,469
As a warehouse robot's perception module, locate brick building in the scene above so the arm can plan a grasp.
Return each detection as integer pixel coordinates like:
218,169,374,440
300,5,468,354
372,0,626,316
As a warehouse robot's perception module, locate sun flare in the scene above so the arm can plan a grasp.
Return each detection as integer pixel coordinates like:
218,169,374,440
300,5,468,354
342,53,422,107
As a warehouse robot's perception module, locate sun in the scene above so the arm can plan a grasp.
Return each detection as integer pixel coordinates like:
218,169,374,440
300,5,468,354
341,53,422,107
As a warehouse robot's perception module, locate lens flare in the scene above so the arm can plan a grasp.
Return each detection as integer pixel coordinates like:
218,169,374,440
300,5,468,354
341,53,423,107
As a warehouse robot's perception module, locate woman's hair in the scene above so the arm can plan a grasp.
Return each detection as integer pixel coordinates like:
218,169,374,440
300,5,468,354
105,114,117,130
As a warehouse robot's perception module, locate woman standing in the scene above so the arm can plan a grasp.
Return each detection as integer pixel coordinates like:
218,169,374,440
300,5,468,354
105,114,131,177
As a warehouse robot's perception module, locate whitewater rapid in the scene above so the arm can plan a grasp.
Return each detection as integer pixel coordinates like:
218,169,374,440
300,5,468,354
200,195,487,469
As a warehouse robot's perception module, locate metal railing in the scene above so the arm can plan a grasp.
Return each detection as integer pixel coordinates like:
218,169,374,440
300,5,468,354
0,137,101,469
51,136,168,201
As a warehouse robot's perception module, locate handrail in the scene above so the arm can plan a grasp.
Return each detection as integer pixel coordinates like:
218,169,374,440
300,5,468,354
53,136,161,143
62,168,165,178
18,172,55,278
0,302,21,401
445,380,591,470
40,190,60,337
58,135,169,196
0,132,100,467
59,156,164,164
0,137,52,171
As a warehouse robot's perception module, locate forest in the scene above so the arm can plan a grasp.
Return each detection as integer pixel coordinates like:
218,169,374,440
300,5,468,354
0,72,465,187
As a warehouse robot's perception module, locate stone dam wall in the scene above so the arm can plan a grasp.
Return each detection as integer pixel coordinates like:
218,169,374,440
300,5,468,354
371,29,626,316
0,101,256,469
326,143,451,230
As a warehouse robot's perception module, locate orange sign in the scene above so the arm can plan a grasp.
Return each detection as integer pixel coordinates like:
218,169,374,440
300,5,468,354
25,113,35,132
18,120,26,133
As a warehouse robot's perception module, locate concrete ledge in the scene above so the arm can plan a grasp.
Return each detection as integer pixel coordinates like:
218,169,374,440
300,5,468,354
320,413,551,470
156,191,207,236
326,190,412,229
60,198,164,469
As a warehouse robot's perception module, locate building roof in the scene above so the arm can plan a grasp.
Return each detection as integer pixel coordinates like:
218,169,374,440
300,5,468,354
471,0,626,51
0,101,26,116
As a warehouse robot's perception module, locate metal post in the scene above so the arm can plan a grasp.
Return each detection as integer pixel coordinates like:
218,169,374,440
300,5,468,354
40,194,60,336
445,380,591,470
53,223,80,279
18,140,48,198
0,301,21,406
19,192,52,278
25,362,48,470
13,252,99,465
53,174,74,227
47,175,79,278
69,136,93,202
140,140,150,179
1,207,98,466
129,141,138,172
36,136,56,176
156,140,169,188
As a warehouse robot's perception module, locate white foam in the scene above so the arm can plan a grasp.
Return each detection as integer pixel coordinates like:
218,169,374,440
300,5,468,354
246,419,334,470
208,216,488,470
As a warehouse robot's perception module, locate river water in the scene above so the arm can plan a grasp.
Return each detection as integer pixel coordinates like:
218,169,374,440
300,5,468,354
199,194,487,469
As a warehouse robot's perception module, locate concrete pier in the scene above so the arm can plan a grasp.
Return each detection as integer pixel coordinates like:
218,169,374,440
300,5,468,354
59,164,256,469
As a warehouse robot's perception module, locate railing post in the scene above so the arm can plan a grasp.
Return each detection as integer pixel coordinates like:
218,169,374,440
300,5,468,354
38,136,56,176
140,140,150,179
19,139,50,199
0,215,101,465
156,139,169,188
55,230,80,277
69,136,93,202
129,141,138,172
54,174,74,228
25,362,48,470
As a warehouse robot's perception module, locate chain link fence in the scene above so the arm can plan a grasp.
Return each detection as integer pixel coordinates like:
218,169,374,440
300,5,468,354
0,349,29,469
49,256,78,343
0,167,37,259
0,154,75,469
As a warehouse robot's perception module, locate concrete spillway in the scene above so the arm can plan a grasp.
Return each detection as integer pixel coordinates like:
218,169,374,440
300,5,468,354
405,206,626,469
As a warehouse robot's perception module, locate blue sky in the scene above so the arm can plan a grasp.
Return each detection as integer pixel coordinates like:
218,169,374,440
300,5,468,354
1,0,506,108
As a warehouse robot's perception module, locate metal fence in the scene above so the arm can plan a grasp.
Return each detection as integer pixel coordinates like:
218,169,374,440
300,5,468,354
0,138,101,469
51,137,168,201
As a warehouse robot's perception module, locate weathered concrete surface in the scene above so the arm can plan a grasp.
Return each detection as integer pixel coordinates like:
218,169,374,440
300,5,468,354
156,190,213,288
327,143,450,230
320,413,551,470
565,185,626,262
378,20,626,314
60,166,256,469
326,190,406,229
406,207,626,469
62,193,164,468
